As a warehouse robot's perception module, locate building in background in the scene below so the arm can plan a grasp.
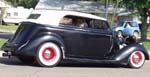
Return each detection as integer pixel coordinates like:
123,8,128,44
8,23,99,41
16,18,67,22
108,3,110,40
35,0,141,26
0,0,11,25
3,7,33,25
0,0,33,25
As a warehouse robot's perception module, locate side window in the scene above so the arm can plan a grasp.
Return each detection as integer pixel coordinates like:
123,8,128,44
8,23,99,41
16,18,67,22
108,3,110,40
6,13,11,17
124,22,131,28
59,15,88,28
89,20,109,30
14,12,18,16
59,17,73,25
75,19,88,28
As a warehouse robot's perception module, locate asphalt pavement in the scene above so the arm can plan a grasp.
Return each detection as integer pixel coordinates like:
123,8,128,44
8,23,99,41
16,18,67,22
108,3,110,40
0,57,149,77
0,33,13,39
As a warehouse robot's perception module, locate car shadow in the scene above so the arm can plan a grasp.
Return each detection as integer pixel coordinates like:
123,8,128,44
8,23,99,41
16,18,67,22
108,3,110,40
58,60,125,68
0,57,29,66
0,57,125,68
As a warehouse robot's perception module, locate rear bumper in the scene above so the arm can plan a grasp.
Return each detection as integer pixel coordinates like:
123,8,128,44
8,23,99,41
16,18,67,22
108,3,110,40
1,41,36,57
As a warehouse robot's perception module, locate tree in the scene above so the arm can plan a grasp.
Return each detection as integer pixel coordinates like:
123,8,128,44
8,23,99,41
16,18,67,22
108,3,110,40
5,0,39,8
122,0,150,40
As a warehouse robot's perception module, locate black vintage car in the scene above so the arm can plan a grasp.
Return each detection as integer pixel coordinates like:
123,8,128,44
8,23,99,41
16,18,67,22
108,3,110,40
1,10,149,68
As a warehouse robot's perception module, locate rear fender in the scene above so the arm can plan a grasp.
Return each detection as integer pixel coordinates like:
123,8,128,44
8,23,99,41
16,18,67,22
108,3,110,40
111,44,149,63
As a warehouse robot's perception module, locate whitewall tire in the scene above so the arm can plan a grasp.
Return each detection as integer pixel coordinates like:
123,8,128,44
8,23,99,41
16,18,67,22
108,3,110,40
36,42,62,67
128,51,145,68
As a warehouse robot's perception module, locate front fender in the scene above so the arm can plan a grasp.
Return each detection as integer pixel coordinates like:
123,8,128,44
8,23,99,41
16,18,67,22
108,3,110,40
20,34,65,57
112,44,149,63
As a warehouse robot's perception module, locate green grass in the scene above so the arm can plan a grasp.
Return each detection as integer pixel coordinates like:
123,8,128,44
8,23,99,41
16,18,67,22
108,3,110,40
143,41,150,51
0,25,18,31
0,39,7,50
147,31,150,37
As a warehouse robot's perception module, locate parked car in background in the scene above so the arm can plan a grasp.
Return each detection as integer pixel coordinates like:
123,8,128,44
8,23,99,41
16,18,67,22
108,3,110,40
2,6,33,25
112,21,140,39
1,10,149,68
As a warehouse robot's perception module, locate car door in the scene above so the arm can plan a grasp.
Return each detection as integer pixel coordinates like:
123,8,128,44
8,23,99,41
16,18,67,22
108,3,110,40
59,25,83,57
123,22,133,36
74,20,113,59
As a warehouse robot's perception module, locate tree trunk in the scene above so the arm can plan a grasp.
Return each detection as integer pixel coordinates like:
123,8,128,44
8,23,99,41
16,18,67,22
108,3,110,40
0,7,5,25
141,8,148,41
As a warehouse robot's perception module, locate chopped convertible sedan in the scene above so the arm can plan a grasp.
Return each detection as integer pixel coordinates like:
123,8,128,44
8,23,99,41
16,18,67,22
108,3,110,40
1,10,149,68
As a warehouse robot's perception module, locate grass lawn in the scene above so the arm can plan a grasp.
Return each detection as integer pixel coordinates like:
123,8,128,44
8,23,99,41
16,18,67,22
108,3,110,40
0,25,18,31
0,39,7,50
143,41,150,51
147,31,150,37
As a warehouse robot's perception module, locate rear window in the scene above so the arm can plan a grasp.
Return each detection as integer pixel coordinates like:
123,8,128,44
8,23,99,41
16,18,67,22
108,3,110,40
124,22,139,27
27,14,41,19
130,22,138,27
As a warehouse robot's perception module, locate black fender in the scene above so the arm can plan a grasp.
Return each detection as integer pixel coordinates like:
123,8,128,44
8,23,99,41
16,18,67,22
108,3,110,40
111,44,149,63
19,33,65,57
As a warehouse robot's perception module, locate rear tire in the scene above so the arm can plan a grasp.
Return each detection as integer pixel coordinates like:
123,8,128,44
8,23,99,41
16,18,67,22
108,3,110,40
128,51,145,69
36,42,62,67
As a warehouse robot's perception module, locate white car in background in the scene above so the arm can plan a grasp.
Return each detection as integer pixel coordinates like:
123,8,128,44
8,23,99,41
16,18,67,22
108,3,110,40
3,7,33,25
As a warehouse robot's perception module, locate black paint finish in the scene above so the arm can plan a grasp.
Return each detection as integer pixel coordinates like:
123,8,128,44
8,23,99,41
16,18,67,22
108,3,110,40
1,22,149,64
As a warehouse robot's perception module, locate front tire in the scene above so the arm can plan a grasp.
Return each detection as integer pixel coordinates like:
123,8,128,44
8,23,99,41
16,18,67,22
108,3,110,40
36,42,62,67
128,51,145,68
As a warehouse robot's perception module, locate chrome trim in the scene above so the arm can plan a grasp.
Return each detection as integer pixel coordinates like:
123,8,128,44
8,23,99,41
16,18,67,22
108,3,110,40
18,40,30,51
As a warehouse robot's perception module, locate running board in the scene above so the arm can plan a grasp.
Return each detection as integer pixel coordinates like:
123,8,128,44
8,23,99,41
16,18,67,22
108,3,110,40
65,57,120,64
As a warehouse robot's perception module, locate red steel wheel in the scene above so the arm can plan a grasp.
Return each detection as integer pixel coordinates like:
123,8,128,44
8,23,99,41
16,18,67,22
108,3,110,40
128,51,145,68
42,47,56,61
36,42,62,67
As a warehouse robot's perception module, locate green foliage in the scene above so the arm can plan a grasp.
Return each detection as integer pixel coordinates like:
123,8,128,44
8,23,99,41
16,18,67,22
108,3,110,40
122,0,150,15
0,25,18,31
5,0,39,8
143,41,150,51
147,31,150,37
0,39,7,50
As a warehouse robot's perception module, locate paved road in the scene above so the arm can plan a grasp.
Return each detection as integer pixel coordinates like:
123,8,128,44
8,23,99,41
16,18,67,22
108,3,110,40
0,57,149,77
0,33,13,39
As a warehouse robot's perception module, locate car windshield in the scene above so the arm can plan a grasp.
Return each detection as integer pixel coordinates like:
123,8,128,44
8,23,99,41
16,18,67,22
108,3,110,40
117,22,124,26
117,21,138,27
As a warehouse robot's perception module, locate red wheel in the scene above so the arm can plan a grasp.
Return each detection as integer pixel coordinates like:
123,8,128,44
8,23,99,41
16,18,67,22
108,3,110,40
36,42,62,67
128,51,145,68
